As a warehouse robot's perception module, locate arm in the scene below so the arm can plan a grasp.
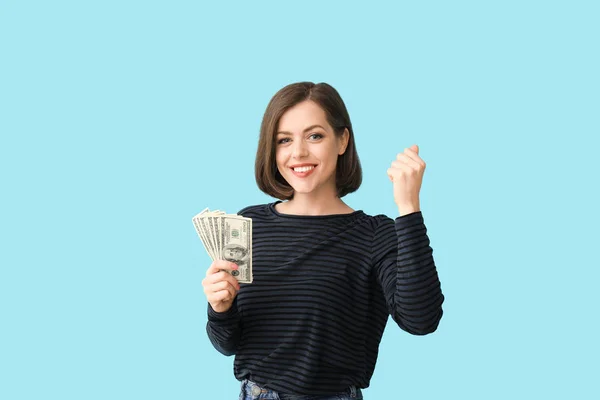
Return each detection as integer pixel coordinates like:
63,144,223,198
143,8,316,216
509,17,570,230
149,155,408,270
372,212,444,335
202,260,242,356
204,205,255,355
206,298,242,356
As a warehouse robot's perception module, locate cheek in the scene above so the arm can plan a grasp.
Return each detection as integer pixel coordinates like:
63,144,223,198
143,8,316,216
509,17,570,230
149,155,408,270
319,146,339,165
275,149,287,168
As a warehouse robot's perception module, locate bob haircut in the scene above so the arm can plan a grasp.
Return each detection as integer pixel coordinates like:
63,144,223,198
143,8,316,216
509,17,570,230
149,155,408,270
255,81,362,200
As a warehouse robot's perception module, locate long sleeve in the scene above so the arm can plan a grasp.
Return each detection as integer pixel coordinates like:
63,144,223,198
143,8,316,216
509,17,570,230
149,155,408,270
206,298,242,356
372,211,444,335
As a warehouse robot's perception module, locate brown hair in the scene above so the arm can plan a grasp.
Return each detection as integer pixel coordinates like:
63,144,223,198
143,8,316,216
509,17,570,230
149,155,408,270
255,82,362,200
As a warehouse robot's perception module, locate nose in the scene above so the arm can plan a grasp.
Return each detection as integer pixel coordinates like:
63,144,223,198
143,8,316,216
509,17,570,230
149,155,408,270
291,139,309,159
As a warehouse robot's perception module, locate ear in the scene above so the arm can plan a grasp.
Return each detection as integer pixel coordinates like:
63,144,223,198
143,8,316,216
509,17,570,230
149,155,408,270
338,128,350,155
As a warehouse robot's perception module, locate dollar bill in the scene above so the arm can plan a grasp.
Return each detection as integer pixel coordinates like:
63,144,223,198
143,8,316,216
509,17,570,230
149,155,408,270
192,208,214,260
195,212,217,260
192,209,253,283
219,215,253,283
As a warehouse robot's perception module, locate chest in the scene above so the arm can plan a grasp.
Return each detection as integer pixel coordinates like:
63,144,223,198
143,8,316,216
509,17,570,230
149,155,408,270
240,235,373,310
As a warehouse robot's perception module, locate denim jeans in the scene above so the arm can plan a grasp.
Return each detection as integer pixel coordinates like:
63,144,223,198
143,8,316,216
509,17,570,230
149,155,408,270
238,379,363,400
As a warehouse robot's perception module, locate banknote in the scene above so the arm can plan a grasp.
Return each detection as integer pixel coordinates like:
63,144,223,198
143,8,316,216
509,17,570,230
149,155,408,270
192,209,253,284
192,208,214,260
219,215,252,283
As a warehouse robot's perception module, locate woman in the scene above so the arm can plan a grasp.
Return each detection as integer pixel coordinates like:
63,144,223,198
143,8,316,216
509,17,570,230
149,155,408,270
202,82,444,400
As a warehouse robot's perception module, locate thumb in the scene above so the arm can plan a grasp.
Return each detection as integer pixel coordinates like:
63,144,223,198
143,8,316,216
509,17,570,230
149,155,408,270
410,144,419,154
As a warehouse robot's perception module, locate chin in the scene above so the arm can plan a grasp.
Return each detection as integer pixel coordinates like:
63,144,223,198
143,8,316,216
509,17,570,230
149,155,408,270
288,185,316,195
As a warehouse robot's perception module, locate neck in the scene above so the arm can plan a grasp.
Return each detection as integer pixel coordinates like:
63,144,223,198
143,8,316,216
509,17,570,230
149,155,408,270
280,186,352,216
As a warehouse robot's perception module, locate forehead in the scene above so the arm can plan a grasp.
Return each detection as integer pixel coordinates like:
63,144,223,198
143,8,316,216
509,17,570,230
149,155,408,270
278,100,328,132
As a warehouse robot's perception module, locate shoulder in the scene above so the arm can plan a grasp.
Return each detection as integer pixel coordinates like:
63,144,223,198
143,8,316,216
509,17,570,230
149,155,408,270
355,214,398,250
237,203,272,218
359,212,394,231
343,212,395,241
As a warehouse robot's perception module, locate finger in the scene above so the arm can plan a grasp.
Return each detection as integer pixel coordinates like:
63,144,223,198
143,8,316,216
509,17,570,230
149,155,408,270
206,270,242,291
387,164,412,181
225,274,241,291
204,280,236,299
218,277,240,292
391,160,416,173
208,289,234,303
206,260,239,276
403,147,426,167
210,282,237,301
211,279,239,294
387,164,396,181
396,153,422,171
205,270,235,285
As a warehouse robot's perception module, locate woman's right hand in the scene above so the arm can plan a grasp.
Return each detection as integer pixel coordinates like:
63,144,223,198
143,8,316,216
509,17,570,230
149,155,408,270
202,260,241,313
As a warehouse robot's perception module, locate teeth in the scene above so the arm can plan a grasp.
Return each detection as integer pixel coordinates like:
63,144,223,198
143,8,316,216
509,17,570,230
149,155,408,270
293,166,315,172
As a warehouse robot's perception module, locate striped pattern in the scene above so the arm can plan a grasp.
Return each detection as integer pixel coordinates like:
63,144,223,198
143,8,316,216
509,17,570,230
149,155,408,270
206,202,444,395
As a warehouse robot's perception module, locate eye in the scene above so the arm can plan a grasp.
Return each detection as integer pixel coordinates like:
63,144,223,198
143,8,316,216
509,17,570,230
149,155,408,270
277,137,291,145
308,133,324,140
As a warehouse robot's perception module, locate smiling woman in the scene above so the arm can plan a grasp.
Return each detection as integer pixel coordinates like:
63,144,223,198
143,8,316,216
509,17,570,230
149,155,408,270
274,101,351,206
201,81,445,400
255,83,362,210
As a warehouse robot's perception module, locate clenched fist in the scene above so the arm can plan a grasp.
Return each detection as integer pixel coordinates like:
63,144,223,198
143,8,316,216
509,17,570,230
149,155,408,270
387,144,425,216
202,260,241,313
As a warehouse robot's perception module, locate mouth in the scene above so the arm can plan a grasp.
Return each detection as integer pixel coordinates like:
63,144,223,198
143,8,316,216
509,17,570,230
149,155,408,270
289,164,317,177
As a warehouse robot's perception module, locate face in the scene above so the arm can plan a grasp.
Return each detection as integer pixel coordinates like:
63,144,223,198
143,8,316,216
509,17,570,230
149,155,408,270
275,100,349,198
226,248,244,259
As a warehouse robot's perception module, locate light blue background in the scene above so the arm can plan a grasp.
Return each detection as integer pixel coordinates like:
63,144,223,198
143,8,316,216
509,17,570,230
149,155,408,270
1,1,598,399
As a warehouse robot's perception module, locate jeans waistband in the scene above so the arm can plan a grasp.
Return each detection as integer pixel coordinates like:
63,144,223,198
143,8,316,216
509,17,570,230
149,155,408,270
240,378,363,400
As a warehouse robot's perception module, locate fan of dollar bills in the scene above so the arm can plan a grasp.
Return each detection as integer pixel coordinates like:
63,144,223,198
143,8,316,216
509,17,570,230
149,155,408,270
192,208,253,283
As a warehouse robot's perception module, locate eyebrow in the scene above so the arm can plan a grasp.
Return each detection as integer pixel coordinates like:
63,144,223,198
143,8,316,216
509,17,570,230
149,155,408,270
276,124,326,135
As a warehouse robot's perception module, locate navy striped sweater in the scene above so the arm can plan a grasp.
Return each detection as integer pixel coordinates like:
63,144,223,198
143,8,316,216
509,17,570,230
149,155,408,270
206,201,444,395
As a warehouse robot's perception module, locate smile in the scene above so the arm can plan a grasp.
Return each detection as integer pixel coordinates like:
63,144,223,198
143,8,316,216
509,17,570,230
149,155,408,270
289,164,317,178
293,166,315,172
